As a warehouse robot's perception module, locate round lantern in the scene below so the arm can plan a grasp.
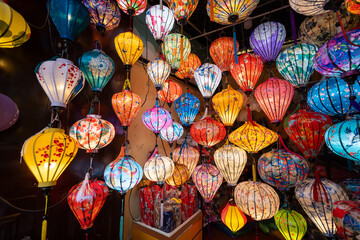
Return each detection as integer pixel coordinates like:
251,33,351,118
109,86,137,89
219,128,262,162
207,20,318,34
221,201,247,233
254,77,294,124
174,93,200,126
214,144,247,186
284,109,332,158
160,121,184,146
333,200,360,240
295,178,348,237
307,76,360,116
70,114,115,153
0,1,30,48
144,154,175,184
172,142,200,176
146,5,174,44
194,63,222,99
35,58,85,108
192,164,223,203
0,94,19,132
289,0,329,16
22,128,78,187
190,117,226,147
82,0,121,33
209,37,239,72
176,53,201,80
165,163,189,186
147,58,171,90
234,180,280,220
79,49,115,92
166,0,198,26
142,100,172,134
158,80,182,107
276,43,318,88
116,0,147,16
250,21,286,63
230,53,263,95
162,33,191,70
229,121,278,153
274,209,307,240
212,85,244,126
257,149,309,191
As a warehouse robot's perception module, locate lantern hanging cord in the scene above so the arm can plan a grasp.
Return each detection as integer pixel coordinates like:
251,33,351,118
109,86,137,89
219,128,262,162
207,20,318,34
50,109,61,129
336,11,360,47
27,1,51,30
289,9,298,45
88,93,100,115
278,134,303,159
251,155,257,182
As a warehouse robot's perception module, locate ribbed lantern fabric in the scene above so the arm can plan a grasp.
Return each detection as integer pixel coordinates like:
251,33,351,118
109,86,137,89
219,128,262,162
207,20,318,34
254,78,294,124
144,154,175,184
190,117,226,147
234,180,280,220
160,121,184,145
209,37,239,72
0,94,19,132
221,201,247,233
116,0,147,16
276,43,318,88
146,5,174,44
0,1,31,48
165,163,189,186
192,164,223,203
295,178,348,237
249,21,286,63
333,200,360,240
307,76,360,116
289,0,329,16
214,145,247,186
194,63,222,99
230,53,263,94
257,149,309,191
162,33,191,70
70,114,115,153
172,143,200,176
142,101,172,134
79,49,115,92
346,0,360,14
147,58,171,89
114,31,144,69
274,209,307,240
174,93,200,126
166,0,198,25
158,80,182,106
176,53,201,80
284,109,332,158
22,128,78,187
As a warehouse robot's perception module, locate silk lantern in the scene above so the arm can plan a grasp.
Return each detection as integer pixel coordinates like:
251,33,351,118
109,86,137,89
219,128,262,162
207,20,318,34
176,53,201,80
333,200,360,240
284,109,332,158
174,93,200,126
114,31,143,72
147,58,171,90
166,0,198,26
116,0,147,16
289,0,330,16
172,142,200,176
274,209,307,240
165,163,189,186
70,114,115,153
142,100,172,134
190,117,226,147
346,0,360,14
144,154,175,184
214,144,247,186
0,1,30,48
162,33,191,70
192,164,223,203
158,80,182,107
194,63,222,99
295,178,348,237
234,180,280,220
160,121,184,146
209,37,239,72
221,201,247,233
0,94,19,132
146,5,174,44
254,77,294,124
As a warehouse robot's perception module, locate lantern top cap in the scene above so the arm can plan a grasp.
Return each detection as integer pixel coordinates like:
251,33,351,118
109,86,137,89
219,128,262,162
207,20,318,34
86,114,101,119
44,128,65,133
55,58,74,64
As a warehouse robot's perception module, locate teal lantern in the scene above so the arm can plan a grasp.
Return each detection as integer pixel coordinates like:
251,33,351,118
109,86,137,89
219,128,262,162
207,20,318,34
174,93,200,126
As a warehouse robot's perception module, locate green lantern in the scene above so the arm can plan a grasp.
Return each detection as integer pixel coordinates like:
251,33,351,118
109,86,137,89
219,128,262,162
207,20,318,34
274,209,307,240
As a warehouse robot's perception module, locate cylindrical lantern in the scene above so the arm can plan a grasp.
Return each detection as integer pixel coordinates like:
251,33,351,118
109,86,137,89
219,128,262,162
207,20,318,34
194,63,222,99
214,144,247,186
147,58,171,90
166,0,198,26
176,53,201,80
209,37,239,72
116,0,147,16
174,93,200,126
289,0,329,16
333,200,360,240
142,101,172,134
158,80,182,107
146,5,174,44
0,94,19,132
160,121,184,145
70,114,115,153
274,209,307,240
165,163,189,186
190,117,226,147
221,201,247,233
144,154,175,184
162,33,191,70
172,142,200,176
234,180,280,220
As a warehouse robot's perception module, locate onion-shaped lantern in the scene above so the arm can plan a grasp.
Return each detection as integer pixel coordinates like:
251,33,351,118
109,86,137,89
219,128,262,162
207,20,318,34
144,154,175,184
190,117,226,147
289,0,330,16
162,33,191,70
346,0,360,14
160,121,184,146
192,164,223,203
254,77,294,124
165,163,189,186
166,0,198,26
276,43,318,88
274,209,307,240
250,21,286,63
295,178,348,237
284,109,332,158
221,201,247,233
79,49,115,92
146,5,174,44
70,114,115,153
209,37,239,72
333,200,360,240
258,149,309,191
230,53,263,95
234,180,280,220
194,63,222,99
158,80,182,107
116,0,147,16
214,144,247,186
114,31,143,72
172,142,200,176
0,1,31,48
147,58,171,90
176,53,201,80
0,94,19,132
174,93,200,126
142,100,172,134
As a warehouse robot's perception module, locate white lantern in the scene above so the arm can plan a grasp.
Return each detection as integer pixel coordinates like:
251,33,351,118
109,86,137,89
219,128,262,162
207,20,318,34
147,58,171,90
194,63,222,99
159,121,184,146
146,5,175,44
172,142,199,176
144,154,175,184
289,0,329,16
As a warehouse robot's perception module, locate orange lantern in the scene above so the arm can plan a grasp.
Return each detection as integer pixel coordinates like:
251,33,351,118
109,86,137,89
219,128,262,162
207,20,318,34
165,163,189,186
221,200,247,233
172,141,200,176
190,117,226,147
158,80,182,107
210,37,239,72
176,53,201,80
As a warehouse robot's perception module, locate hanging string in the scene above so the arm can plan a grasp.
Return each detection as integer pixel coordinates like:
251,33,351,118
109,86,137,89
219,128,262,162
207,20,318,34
278,134,303,159
247,105,253,123
88,92,100,115
313,169,329,203
123,72,131,90
232,23,238,64
290,10,298,45
336,11,360,47
41,193,49,240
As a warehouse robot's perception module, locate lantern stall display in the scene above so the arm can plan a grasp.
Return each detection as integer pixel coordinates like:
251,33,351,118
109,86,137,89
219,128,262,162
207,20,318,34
174,93,200,126
274,209,307,240
116,0,147,16
166,0,198,26
194,63,222,99
147,58,171,90
165,163,189,186
289,0,330,16
146,5,175,45
175,53,201,81
160,121,184,147
144,154,175,184
209,37,239,72
0,93,19,132
162,33,191,70
142,100,172,135
190,117,226,147
158,80,182,107
221,200,247,233
333,200,360,240
172,142,200,176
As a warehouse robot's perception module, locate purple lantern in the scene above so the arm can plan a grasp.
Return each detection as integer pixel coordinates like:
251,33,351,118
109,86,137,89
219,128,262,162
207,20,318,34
0,93,19,132
142,100,172,134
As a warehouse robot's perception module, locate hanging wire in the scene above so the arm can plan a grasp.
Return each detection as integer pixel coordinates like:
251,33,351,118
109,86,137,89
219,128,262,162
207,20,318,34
27,1,51,30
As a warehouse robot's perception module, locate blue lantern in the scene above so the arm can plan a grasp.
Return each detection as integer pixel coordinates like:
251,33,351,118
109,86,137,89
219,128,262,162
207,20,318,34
79,48,115,92
307,76,360,116
174,93,200,126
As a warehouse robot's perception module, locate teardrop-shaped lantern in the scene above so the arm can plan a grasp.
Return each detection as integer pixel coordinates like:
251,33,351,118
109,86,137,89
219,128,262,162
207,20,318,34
176,53,201,80
144,154,175,184
190,117,226,147
165,163,189,186
234,180,280,220
172,142,200,176
254,77,294,124
194,63,222,99
284,109,332,158
289,0,329,16
174,93,200,126
147,58,171,90
146,5,174,44
142,100,172,134
192,164,223,203
276,43,318,88
250,21,286,63
162,33,191,70
230,53,263,95
221,201,247,233
274,209,307,240
116,0,147,16
333,200,360,240
209,37,239,72
158,80,182,107
0,94,19,132
166,0,199,26
160,121,184,146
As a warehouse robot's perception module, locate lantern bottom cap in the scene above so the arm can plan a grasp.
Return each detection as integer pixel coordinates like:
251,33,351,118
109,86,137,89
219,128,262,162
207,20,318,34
38,181,56,188
51,103,66,108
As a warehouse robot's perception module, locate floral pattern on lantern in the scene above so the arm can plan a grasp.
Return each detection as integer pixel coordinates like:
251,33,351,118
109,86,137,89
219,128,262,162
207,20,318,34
142,101,172,134
144,154,175,184
165,163,189,186
146,5,174,44
333,200,360,240
172,142,199,176
166,0,198,25
234,180,280,220
346,0,360,14
209,37,239,72
190,117,226,147
194,63,222,99
290,0,329,16
274,209,307,240
0,94,19,132
112,87,141,128
176,53,201,80
116,0,147,16
221,201,247,233
174,93,200,126
160,121,184,145
162,33,191,70
147,58,171,89
114,31,143,69
158,80,182,106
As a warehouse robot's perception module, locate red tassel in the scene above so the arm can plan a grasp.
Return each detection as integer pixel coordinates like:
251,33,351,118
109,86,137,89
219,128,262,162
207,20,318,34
313,170,330,203
336,11,360,47
247,106,253,122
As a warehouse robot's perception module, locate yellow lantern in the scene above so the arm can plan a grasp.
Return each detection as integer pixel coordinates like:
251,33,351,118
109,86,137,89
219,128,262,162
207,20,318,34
221,200,247,233
165,163,189,186
212,85,243,126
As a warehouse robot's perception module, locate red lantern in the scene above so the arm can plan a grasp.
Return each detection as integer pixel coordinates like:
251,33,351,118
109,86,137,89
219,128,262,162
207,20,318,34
158,80,182,107
210,37,239,72
190,117,226,147
175,53,201,80
333,200,360,240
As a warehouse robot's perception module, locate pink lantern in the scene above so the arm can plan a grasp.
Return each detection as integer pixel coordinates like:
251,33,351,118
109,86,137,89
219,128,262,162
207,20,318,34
0,93,19,132
142,100,172,134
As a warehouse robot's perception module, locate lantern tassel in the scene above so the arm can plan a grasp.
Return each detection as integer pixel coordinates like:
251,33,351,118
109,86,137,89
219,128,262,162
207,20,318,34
290,10,297,45
232,23,238,64
41,193,49,240
252,157,257,182
119,194,125,240
313,169,329,203
76,171,92,202
336,11,360,47
247,105,253,122
278,134,303,159
210,0,214,22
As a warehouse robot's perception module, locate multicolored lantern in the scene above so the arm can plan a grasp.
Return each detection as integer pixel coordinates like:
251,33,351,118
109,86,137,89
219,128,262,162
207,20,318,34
274,209,307,240
160,121,184,146
162,33,191,70
70,114,115,153
146,5,174,44
147,58,171,90
284,109,332,158
0,94,19,132
116,0,147,16
333,200,360,240
166,0,198,26
250,21,286,63
172,142,200,176
254,77,294,124
174,93,200,126
158,80,182,107
209,37,239,72
346,0,360,14
221,201,247,233
234,180,280,220
142,100,172,134
176,53,201,80
289,0,329,16
165,163,189,186
144,154,175,184
190,117,226,147
192,164,223,203
194,63,222,99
